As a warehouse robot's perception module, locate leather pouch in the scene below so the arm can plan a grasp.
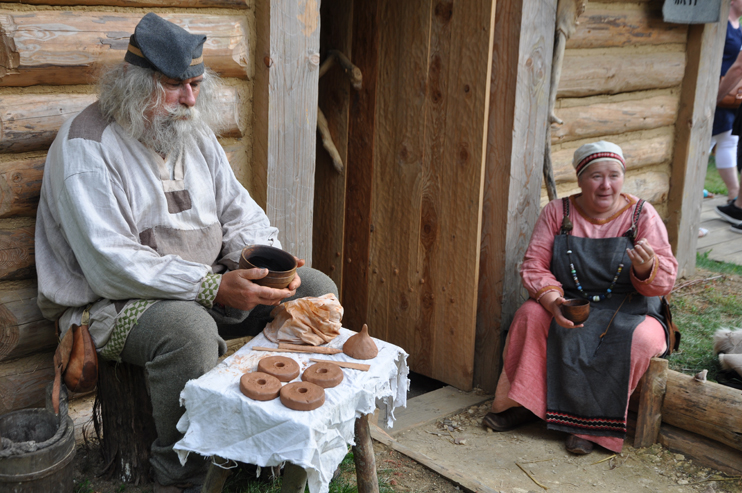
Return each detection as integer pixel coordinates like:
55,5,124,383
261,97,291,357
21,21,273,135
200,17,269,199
661,295,681,355
52,308,98,413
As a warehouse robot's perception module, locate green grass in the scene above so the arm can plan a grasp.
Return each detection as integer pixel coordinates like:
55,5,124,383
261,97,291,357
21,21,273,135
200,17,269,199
664,252,742,382
706,155,730,196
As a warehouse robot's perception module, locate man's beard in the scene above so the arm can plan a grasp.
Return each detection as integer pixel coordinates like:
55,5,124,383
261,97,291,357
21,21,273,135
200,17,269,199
140,105,211,156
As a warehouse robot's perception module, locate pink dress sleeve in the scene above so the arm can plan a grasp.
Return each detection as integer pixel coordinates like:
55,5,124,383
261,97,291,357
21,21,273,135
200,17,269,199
629,202,678,297
520,200,564,301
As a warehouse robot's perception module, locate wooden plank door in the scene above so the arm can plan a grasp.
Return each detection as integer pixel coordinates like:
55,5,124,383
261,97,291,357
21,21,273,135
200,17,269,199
342,0,496,390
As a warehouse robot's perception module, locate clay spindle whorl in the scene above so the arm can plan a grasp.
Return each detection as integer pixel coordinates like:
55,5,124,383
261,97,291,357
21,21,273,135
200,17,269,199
302,362,344,388
342,324,378,360
240,371,282,401
280,381,325,411
257,355,300,382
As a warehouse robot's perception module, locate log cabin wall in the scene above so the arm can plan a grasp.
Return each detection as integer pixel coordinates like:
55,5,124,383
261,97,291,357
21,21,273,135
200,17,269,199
544,0,689,219
0,1,255,414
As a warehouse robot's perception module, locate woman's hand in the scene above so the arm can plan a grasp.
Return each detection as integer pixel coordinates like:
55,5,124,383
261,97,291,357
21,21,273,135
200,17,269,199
540,291,584,328
626,238,655,280
214,268,297,311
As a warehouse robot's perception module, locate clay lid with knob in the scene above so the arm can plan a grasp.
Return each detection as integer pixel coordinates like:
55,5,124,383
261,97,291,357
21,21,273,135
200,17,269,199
342,324,378,360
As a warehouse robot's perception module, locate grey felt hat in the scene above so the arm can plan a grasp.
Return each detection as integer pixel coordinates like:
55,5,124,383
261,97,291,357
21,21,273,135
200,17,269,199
124,13,206,80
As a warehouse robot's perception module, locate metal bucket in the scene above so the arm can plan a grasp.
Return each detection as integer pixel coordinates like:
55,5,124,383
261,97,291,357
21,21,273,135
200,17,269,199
0,408,75,493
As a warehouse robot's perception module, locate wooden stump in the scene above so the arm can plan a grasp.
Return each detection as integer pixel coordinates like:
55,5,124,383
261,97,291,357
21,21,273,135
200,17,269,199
94,359,156,485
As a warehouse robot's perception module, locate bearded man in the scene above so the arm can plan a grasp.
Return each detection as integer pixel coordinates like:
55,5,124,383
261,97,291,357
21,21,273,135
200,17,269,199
35,13,336,492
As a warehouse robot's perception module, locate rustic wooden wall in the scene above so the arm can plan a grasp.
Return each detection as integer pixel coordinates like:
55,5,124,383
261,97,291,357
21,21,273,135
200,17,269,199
545,0,689,219
0,2,255,415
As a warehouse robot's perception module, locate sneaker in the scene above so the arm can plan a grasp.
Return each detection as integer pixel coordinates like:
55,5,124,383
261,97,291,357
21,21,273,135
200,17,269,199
716,202,742,225
731,223,742,234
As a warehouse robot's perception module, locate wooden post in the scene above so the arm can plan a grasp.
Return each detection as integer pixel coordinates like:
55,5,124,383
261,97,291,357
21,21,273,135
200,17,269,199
353,414,379,493
201,456,232,493
258,0,321,263
666,0,730,277
634,357,668,448
475,0,557,392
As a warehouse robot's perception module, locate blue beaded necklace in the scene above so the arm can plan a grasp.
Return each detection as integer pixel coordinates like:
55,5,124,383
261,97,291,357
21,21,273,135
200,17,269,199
566,244,623,302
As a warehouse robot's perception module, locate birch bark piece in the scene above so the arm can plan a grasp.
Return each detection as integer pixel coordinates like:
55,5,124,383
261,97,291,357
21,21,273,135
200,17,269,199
302,362,344,388
280,382,325,411
257,356,300,382
239,371,282,401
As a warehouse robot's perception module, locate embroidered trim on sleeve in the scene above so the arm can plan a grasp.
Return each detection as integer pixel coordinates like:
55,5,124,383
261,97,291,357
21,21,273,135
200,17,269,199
535,286,564,302
197,273,222,308
632,258,659,284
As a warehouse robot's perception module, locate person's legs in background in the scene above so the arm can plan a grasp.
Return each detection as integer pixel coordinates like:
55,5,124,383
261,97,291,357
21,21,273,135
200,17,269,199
711,130,740,203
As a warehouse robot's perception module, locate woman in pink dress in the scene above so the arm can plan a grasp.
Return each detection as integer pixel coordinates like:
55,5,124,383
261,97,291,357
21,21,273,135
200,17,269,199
483,141,678,455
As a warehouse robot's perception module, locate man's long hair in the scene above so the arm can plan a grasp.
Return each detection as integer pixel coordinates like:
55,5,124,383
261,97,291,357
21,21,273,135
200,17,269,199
98,63,226,155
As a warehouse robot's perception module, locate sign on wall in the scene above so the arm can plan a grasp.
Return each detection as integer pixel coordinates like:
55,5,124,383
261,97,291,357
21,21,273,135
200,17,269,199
663,0,722,24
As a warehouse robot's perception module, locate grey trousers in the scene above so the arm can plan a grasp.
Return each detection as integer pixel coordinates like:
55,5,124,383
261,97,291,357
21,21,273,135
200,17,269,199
119,266,337,486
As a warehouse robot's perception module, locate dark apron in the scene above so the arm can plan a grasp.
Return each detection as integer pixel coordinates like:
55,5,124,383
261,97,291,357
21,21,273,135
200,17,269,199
545,199,665,439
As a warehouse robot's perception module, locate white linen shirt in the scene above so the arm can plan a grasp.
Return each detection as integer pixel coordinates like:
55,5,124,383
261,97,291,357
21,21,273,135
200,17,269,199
35,102,280,358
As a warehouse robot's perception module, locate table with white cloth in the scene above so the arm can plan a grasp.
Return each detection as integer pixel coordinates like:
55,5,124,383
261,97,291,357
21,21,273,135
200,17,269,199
173,328,409,493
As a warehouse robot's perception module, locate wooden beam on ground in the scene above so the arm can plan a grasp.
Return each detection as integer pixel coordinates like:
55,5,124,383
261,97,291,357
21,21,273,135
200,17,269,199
666,1,729,277
18,0,247,7
382,386,493,437
566,4,688,49
0,12,251,86
551,93,679,145
340,0,379,328
0,281,56,362
659,423,742,477
313,0,353,294
661,369,742,452
634,357,668,449
262,0,321,264
370,424,500,493
475,0,556,393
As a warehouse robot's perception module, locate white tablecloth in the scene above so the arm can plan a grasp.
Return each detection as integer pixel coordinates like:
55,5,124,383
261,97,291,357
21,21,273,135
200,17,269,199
174,328,409,493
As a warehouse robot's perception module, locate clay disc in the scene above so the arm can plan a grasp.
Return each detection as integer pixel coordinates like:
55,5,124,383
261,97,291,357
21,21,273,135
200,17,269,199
302,362,344,389
280,381,325,411
240,372,282,401
257,356,300,382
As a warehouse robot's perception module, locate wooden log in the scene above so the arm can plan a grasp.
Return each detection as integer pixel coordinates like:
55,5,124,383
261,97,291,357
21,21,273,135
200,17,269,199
558,50,685,98
0,88,241,153
0,12,250,86
0,281,56,362
551,132,674,184
661,369,742,452
634,357,668,448
96,359,156,484
353,414,379,493
566,5,688,49
659,422,742,477
19,0,247,7
551,94,679,145
0,157,45,219
0,225,35,281
0,350,55,414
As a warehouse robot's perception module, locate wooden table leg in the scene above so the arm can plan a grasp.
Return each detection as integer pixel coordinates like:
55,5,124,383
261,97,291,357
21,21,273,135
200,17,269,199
201,456,233,493
353,413,379,493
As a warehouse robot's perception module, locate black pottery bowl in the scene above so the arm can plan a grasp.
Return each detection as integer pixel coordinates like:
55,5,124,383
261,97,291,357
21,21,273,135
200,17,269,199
239,245,297,289
561,299,590,325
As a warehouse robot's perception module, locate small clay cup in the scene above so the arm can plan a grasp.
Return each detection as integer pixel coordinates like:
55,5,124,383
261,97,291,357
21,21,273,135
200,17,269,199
560,299,590,325
239,245,297,289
